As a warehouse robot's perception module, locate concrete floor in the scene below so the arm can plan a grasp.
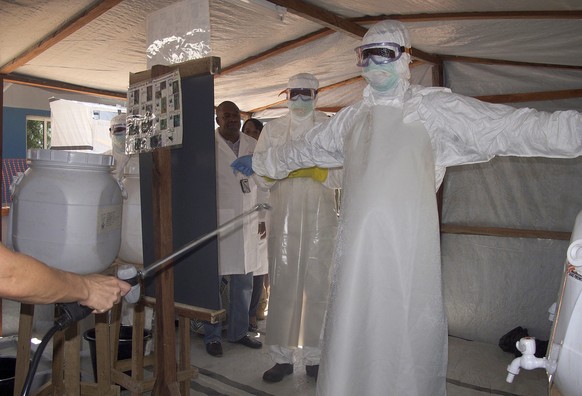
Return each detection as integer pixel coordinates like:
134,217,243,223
1,299,548,396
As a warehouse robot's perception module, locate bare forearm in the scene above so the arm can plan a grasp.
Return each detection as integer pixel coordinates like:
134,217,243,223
0,249,89,304
0,245,130,311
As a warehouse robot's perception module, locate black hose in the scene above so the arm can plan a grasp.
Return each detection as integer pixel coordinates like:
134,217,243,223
20,302,93,396
20,324,59,396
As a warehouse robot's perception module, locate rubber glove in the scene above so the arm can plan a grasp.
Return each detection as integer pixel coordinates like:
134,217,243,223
231,155,254,176
288,167,328,183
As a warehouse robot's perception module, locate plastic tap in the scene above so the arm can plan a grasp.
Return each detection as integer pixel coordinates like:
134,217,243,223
506,337,556,383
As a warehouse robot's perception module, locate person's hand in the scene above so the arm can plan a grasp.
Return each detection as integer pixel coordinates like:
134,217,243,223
231,155,254,176
79,274,131,313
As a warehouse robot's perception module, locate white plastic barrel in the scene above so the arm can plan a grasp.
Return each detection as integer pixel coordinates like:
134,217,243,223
10,149,123,274
118,157,143,265
549,271,582,396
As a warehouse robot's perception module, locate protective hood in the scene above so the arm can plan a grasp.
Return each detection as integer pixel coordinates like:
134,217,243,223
287,73,319,90
287,73,319,119
360,20,412,92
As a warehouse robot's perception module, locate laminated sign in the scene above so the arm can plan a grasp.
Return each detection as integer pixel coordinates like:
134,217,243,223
126,69,184,154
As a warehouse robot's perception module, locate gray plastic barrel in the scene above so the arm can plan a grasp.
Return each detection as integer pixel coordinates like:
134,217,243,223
10,149,123,274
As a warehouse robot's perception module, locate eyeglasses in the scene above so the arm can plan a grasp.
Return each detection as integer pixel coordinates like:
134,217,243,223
355,42,408,67
287,88,317,101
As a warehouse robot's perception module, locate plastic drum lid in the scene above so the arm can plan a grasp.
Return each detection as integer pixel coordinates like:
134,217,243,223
27,149,114,168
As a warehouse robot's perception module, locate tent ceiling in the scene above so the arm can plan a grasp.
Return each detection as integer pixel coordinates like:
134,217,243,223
1,0,582,116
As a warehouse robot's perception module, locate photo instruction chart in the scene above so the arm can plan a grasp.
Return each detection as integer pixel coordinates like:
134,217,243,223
126,69,184,154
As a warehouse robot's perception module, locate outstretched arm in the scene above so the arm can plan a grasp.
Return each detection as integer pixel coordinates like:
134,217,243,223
420,91,582,167
0,244,130,312
253,106,356,179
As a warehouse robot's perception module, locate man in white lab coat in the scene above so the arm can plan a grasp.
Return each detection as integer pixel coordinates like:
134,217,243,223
203,101,263,357
237,20,582,396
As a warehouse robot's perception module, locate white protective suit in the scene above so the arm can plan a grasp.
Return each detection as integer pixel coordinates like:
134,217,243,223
253,21,582,396
255,109,340,353
215,129,260,276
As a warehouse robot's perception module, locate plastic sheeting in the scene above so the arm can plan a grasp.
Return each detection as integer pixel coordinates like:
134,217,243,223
441,57,582,344
442,157,582,344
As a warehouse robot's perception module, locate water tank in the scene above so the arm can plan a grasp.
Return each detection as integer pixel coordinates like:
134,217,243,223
10,149,123,274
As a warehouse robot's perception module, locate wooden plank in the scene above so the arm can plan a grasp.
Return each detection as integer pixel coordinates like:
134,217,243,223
95,312,113,395
0,0,124,74
129,57,221,85
52,327,66,395
268,0,367,39
143,296,226,323
130,302,146,396
114,355,155,372
351,11,582,24
64,323,81,395
439,54,582,71
2,73,127,100
475,88,582,104
219,29,333,76
441,224,571,240
14,304,34,396
151,145,180,396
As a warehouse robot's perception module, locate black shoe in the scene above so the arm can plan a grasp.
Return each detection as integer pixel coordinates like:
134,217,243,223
205,341,223,357
263,363,293,383
306,364,319,379
233,335,262,349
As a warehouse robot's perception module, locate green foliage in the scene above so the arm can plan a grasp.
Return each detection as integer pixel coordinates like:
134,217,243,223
26,119,51,149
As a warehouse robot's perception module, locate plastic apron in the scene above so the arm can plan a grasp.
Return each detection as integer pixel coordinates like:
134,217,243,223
317,104,447,396
262,114,339,348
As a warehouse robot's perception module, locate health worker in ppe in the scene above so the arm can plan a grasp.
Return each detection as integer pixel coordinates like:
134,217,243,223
249,20,582,396
236,73,342,383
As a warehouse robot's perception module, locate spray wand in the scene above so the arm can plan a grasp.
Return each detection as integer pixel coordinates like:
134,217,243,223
117,202,271,302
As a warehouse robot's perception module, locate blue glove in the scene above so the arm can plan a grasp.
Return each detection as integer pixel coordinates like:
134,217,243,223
231,155,254,176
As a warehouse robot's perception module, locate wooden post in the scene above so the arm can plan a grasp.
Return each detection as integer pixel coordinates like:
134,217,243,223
150,117,180,394
147,62,180,395
130,57,220,395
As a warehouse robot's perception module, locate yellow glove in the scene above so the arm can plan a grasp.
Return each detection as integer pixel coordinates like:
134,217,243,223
288,167,328,183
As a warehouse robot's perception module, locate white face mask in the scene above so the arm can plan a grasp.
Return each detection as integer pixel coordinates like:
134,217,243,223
288,97,315,119
111,133,126,153
362,63,400,92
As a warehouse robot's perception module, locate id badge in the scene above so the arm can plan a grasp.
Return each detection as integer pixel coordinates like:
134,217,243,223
240,178,251,193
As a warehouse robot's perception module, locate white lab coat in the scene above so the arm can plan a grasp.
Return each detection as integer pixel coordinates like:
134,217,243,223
253,80,582,396
215,129,260,276
254,111,340,349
